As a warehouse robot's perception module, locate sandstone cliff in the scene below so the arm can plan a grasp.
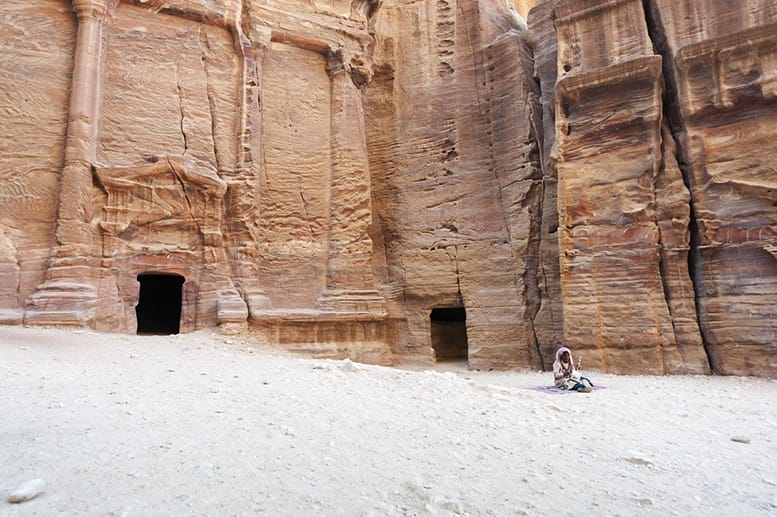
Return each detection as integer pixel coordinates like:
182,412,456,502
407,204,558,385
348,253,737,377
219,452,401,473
0,0,774,376
528,0,776,376
646,0,777,375
365,0,545,369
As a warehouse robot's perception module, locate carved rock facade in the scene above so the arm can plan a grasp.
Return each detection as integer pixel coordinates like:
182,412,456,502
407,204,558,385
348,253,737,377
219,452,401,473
0,0,774,376
3,0,390,364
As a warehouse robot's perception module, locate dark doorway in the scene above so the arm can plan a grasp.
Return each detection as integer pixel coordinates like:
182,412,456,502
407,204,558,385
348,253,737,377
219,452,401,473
430,307,468,362
136,274,184,335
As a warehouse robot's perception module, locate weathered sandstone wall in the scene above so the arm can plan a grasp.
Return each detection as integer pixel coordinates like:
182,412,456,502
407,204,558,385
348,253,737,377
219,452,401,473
0,2,75,325
542,0,710,374
366,0,545,369
529,0,775,376
0,0,774,375
646,0,777,375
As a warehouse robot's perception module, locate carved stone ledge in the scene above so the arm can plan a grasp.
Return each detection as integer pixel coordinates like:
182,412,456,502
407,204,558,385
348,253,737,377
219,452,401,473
217,289,249,325
553,0,633,25
248,306,392,365
676,22,777,119
0,309,24,325
554,56,663,157
555,55,663,96
315,289,387,315
25,280,99,326
121,0,236,28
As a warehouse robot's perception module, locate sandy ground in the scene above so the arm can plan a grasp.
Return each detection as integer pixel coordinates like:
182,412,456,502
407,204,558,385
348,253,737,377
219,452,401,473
1,326,776,516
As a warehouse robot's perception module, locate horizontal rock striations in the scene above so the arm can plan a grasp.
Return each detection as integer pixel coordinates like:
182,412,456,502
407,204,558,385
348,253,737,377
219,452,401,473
645,0,777,376
547,0,709,374
529,0,775,375
0,0,773,375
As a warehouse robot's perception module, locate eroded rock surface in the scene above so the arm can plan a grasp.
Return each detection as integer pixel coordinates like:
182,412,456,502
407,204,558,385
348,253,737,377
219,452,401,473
547,0,709,374
0,0,774,375
3,0,392,364
366,0,543,369
646,0,777,375
531,0,775,375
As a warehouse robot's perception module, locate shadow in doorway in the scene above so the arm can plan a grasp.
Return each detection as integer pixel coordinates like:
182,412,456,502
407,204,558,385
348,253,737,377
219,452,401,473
136,273,184,335
430,306,468,363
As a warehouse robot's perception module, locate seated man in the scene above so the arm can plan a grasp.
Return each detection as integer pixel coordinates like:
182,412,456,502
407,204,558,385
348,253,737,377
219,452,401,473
553,347,593,392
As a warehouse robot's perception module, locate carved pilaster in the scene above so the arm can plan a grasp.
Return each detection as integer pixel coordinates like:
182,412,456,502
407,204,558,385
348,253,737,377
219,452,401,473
316,49,385,314
223,16,273,317
25,0,118,326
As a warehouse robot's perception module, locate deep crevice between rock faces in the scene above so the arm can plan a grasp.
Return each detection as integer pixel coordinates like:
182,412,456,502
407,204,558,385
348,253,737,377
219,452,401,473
641,0,717,373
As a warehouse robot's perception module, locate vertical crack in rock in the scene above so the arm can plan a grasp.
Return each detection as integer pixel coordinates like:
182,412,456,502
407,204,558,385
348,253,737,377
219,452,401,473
525,86,546,371
447,243,463,300
650,121,671,374
460,19,522,367
527,2,565,369
642,0,715,371
231,18,250,173
654,207,673,373
297,184,315,240
436,0,462,303
174,30,211,239
455,0,547,368
457,5,518,280
685,199,710,365
174,66,189,154
643,4,678,367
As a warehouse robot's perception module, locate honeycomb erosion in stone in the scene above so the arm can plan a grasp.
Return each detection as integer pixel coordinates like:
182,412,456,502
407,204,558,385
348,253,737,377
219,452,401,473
0,0,774,376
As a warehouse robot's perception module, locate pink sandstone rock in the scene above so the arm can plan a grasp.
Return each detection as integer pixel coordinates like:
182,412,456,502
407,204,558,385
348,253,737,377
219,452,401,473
547,0,709,374
645,0,777,376
0,0,774,376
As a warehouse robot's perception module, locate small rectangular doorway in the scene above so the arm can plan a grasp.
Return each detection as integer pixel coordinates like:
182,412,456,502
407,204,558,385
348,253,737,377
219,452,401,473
136,273,184,335
430,306,468,362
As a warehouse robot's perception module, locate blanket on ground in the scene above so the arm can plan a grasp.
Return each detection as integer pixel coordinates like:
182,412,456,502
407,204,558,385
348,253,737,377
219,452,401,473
531,385,605,394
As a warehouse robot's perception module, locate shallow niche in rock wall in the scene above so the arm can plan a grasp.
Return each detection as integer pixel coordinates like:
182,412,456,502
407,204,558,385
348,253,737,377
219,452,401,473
92,4,236,332
259,41,332,304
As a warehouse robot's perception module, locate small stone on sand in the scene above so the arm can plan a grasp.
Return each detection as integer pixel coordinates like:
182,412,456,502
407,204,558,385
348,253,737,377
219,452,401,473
8,478,45,503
